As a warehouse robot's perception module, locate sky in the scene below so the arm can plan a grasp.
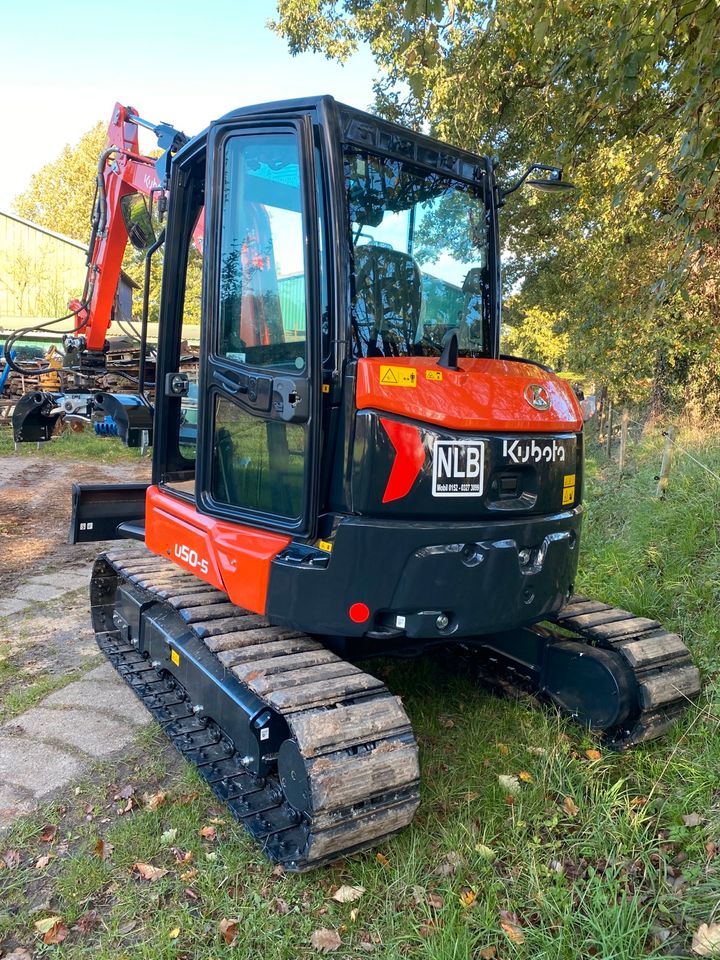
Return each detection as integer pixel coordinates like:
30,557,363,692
0,0,377,210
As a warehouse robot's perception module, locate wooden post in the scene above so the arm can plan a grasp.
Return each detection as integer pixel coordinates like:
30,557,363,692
605,401,613,457
598,401,606,445
656,427,675,498
619,408,629,474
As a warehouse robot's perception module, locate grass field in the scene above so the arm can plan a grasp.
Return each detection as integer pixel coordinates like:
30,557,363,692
0,424,143,464
0,422,718,959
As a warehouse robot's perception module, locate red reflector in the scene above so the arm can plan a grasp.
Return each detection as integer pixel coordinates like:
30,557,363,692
348,602,370,624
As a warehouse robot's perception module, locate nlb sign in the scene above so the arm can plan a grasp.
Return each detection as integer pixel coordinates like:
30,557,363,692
432,440,485,497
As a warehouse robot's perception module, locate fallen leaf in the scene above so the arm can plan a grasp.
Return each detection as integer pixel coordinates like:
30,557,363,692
35,854,51,870
169,927,180,939
518,770,533,783
311,928,342,952
439,716,455,728
143,790,167,810
172,847,193,864
177,791,199,805
75,910,100,934
209,816,226,825
479,947,497,959
585,748,602,761
332,884,365,903
40,824,58,843
498,774,521,795
350,908,359,923
2,849,21,869
501,920,525,944
200,825,217,841
459,888,477,908
114,784,135,800
180,867,198,882
43,920,69,945
271,897,290,914
219,918,239,945
683,812,703,828
161,828,178,845
94,838,114,861
3,949,33,960
375,852,390,867
359,942,376,952
435,850,464,876
427,893,444,909
419,922,436,938
35,916,64,935
132,861,168,881
474,843,496,861
496,742,509,755
692,922,720,956
118,919,138,935
271,864,286,877
563,796,580,817
706,841,717,860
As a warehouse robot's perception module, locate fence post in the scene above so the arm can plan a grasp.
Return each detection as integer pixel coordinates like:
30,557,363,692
605,401,613,457
656,427,675,498
619,409,629,474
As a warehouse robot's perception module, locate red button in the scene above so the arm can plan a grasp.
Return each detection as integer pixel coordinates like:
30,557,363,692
348,602,370,624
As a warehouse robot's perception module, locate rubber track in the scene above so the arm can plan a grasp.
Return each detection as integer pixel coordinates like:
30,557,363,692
93,549,420,871
546,595,701,748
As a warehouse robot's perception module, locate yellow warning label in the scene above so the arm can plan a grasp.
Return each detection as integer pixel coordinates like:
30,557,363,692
317,540,333,553
562,485,576,505
322,383,330,394
563,474,576,488
380,365,417,387
171,649,180,667
425,370,443,382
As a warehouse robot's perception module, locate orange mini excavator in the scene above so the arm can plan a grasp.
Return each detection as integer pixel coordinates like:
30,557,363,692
8,98,700,870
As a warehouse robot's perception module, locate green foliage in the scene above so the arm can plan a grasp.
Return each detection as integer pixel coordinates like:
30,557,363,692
14,124,106,243
273,1,720,413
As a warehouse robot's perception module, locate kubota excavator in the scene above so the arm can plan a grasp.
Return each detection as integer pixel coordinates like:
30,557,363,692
7,98,701,871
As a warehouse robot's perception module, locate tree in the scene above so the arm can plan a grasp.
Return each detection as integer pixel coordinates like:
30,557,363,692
274,0,720,413
14,124,106,243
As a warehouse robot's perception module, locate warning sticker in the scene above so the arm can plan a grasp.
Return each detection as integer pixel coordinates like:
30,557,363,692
425,370,443,382
432,439,485,497
562,473,576,505
170,649,180,667
380,365,417,387
317,540,333,553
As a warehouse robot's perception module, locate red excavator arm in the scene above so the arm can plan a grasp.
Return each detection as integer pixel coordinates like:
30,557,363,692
68,103,191,360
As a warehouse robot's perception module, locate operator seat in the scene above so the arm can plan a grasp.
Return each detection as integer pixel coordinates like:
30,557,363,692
352,244,422,356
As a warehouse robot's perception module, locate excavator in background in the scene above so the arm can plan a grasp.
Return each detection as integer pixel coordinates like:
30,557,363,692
6,97,701,870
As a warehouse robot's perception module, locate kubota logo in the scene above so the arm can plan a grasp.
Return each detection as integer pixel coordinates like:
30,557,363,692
524,383,551,411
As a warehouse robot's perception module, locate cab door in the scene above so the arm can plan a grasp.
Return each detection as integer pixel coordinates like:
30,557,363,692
196,117,322,538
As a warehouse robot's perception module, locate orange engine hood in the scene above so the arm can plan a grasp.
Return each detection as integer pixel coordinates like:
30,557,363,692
355,357,583,433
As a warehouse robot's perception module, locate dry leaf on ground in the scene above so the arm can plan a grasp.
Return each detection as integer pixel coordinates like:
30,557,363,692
35,854,51,870
132,861,168,881
479,947,497,959
459,888,477,908
34,916,63,935
501,920,525,944
498,774,521,795
375,852,390,867
585,748,602,761
199,825,217,841
332,884,365,903
692,922,720,956
40,824,57,843
311,928,342,952
3,949,33,960
219,918,240,945
435,850,464,876
75,910,100,934
94,838,114,861
518,770,533,783
563,795,580,817
143,790,167,810
683,812,703,828
427,893,444,909
168,927,180,939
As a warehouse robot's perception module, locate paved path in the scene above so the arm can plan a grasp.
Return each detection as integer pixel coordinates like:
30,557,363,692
0,566,151,831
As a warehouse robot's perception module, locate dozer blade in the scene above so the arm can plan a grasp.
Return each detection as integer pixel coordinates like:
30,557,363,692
90,549,420,871
457,596,701,749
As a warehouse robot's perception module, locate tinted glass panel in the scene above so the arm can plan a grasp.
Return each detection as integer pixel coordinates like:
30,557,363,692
345,150,489,358
212,397,305,521
218,133,307,372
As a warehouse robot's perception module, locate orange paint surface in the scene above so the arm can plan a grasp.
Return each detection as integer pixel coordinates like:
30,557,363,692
144,486,291,614
356,357,583,433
